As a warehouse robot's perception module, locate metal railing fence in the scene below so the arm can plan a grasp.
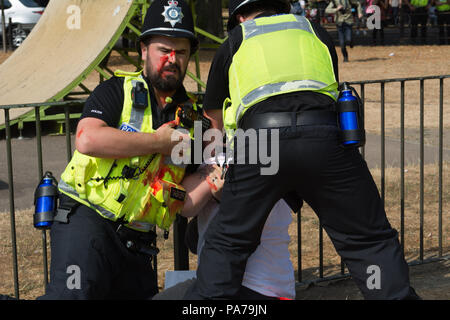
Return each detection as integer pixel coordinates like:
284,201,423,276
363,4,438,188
1,75,449,298
295,75,450,286
1,100,83,298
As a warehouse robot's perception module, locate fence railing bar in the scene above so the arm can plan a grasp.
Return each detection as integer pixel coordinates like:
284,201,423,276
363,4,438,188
348,74,450,86
297,209,302,282
360,83,365,159
0,76,447,110
340,260,345,275
173,217,189,270
34,107,49,286
381,82,386,202
4,108,20,299
438,78,443,258
64,106,72,162
34,107,43,180
319,221,323,279
400,81,405,253
0,99,87,110
419,79,425,261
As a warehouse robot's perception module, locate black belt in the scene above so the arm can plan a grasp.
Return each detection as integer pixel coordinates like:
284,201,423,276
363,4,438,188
239,110,337,130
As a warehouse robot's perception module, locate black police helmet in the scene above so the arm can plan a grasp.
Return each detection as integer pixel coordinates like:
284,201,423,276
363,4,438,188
139,0,199,54
227,0,291,31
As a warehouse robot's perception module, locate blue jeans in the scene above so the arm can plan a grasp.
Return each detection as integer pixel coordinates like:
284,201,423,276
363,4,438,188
337,22,353,48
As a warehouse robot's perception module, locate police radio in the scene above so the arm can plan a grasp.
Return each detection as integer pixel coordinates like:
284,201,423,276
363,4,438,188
175,103,211,131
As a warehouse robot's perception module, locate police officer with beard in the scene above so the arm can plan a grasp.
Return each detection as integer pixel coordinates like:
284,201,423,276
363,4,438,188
38,0,199,300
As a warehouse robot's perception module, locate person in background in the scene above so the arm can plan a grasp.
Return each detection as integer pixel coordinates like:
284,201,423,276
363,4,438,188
429,2,439,26
434,0,450,43
404,0,430,44
326,0,364,62
390,0,401,24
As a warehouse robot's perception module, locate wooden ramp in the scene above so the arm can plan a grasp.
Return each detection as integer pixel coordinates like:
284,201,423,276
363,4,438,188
0,0,139,127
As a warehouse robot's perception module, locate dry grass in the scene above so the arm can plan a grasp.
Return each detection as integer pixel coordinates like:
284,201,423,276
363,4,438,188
0,209,49,299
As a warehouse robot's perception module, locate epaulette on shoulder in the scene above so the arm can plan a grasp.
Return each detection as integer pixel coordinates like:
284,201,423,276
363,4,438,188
114,69,143,78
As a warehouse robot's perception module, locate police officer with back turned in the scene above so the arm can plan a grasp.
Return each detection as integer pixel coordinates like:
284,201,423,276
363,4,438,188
184,0,420,300
38,0,200,300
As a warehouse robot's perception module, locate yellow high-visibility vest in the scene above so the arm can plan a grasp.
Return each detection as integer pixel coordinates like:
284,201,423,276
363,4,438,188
410,0,428,7
436,0,450,11
223,14,338,140
59,70,196,232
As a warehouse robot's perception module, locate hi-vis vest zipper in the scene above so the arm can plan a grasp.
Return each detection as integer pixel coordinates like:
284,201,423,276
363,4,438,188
59,70,194,232
223,14,339,142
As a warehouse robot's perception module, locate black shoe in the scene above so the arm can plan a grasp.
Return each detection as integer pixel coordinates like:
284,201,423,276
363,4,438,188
343,57,349,62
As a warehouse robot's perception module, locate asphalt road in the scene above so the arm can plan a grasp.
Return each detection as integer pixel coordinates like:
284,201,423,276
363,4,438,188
1,132,449,212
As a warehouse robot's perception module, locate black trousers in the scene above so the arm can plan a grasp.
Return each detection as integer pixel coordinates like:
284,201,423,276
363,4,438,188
410,7,428,40
37,205,158,300
185,124,418,300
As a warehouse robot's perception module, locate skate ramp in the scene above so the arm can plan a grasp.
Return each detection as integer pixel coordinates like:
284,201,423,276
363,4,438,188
0,0,138,127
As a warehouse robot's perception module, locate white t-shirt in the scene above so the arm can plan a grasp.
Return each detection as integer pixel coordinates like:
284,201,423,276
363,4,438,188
195,161,295,299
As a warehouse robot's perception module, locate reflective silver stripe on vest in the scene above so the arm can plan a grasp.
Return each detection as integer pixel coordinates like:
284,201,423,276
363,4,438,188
128,77,147,131
58,180,117,221
243,15,313,40
236,80,338,124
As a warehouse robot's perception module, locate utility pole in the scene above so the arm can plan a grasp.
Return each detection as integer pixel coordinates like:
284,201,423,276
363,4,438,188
1,0,7,52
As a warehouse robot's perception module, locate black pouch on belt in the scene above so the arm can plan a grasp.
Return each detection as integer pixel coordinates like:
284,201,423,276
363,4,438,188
53,193,80,224
116,224,160,257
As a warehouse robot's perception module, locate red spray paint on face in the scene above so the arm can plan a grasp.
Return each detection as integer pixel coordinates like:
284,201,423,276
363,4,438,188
157,50,176,75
